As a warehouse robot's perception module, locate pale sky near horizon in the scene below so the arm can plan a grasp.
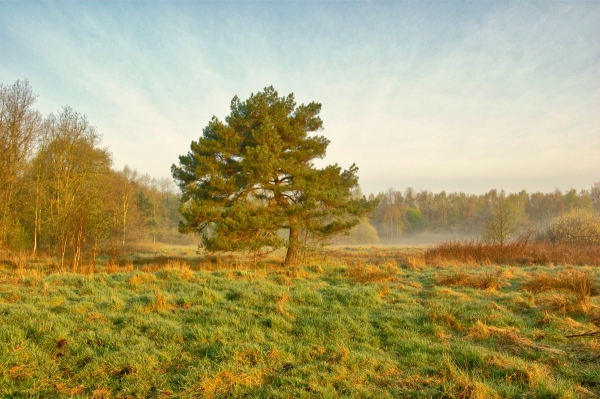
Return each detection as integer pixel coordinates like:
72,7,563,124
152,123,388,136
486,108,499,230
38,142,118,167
1,1,598,196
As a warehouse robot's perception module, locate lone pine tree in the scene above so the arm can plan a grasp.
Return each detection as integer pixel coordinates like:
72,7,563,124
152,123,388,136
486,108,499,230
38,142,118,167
172,87,375,266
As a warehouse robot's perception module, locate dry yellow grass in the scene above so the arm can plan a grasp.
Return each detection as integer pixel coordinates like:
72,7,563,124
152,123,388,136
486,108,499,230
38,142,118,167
425,240,600,266
406,255,426,269
347,261,399,283
523,269,599,304
435,271,507,291
469,320,565,355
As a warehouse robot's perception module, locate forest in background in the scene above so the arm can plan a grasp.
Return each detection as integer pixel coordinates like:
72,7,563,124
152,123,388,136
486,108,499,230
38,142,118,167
365,184,600,244
2,79,599,265
0,80,192,271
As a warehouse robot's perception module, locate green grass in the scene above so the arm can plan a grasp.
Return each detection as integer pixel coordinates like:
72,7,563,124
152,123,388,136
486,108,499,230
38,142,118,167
0,252,599,398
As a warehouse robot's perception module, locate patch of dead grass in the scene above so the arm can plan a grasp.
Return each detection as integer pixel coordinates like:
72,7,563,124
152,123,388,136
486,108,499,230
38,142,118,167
469,320,565,355
426,240,600,266
523,269,599,313
347,261,399,283
436,271,507,291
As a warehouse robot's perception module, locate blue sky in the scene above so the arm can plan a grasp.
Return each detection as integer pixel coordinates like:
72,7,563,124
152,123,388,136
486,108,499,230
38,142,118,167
1,1,598,195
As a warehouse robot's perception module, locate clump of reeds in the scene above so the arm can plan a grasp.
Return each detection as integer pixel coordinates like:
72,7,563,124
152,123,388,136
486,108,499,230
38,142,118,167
425,240,600,267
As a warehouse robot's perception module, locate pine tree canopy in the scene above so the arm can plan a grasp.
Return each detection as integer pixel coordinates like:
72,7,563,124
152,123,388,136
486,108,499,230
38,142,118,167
171,86,376,265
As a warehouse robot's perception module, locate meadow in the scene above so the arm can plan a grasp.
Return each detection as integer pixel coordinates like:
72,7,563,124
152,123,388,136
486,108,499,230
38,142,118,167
0,246,599,398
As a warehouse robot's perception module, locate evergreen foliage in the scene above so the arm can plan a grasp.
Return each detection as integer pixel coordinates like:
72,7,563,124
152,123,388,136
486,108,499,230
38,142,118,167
172,87,375,265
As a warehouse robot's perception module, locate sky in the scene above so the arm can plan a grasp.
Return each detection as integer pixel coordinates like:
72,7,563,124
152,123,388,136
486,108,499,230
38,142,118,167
1,1,598,196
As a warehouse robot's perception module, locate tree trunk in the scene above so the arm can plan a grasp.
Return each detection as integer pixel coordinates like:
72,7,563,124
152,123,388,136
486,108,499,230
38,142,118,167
59,237,67,273
73,219,84,272
32,200,39,254
122,196,128,247
284,227,300,266
92,236,98,265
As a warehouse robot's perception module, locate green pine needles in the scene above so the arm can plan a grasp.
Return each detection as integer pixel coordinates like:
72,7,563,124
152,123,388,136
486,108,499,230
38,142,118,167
172,87,376,266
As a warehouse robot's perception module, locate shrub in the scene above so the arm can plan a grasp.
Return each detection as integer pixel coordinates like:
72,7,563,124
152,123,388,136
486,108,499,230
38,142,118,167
547,209,600,245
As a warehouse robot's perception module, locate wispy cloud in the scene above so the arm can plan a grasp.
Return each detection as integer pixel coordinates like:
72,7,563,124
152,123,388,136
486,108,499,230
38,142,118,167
0,1,597,194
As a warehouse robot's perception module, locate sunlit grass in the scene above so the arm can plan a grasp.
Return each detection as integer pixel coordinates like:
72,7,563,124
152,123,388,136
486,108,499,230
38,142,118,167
0,247,599,398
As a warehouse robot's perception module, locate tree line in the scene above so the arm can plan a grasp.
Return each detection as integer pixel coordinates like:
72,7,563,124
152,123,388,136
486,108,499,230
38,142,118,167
3,79,597,264
0,80,187,270
369,184,600,242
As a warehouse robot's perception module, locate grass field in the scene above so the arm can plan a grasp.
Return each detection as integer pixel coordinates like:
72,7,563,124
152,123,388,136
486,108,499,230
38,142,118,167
1,246,599,398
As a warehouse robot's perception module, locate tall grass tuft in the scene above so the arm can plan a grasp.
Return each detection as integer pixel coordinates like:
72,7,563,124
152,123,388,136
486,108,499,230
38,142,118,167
347,261,399,283
523,269,599,304
435,271,506,291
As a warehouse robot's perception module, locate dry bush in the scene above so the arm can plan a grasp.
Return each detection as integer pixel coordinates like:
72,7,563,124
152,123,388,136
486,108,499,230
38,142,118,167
523,269,599,304
425,240,600,267
547,209,600,245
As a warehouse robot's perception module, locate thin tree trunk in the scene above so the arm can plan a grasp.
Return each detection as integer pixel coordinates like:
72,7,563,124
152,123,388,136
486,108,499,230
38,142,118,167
284,227,300,266
73,219,83,272
122,194,129,247
92,236,98,265
59,236,67,273
32,200,39,254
